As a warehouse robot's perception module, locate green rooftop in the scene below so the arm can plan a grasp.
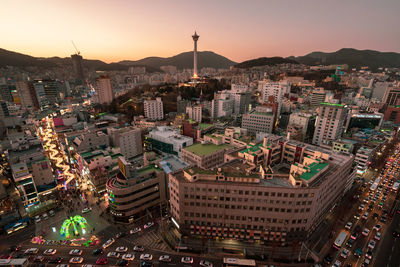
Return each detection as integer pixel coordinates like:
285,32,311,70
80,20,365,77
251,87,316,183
240,143,263,154
320,102,344,107
199,123,212,130
184,143,231,157
299,162,328,181
188,119,197,124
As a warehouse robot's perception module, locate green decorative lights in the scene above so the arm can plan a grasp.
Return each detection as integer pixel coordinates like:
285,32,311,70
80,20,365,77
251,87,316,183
60,215,88,239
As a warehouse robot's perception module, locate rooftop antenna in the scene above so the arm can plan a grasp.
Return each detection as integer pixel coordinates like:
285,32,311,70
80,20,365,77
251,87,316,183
71,40,80,55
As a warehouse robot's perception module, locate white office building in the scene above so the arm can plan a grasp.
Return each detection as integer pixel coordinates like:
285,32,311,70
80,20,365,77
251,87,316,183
241,106,275,134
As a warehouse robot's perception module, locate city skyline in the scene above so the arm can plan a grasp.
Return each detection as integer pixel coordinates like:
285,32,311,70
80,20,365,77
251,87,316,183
1,0,400,63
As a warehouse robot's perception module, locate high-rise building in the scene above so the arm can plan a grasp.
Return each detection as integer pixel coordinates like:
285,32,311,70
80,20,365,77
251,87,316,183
312,103,348,146
230,84,251,115
259,80,290,115
16,81,37,110
186,105,202,123
144,97,164,120
71,54,85,84
96,75,114,104
310,88,326,106
33,80,50,109
107,126,143,159
211,92,234,119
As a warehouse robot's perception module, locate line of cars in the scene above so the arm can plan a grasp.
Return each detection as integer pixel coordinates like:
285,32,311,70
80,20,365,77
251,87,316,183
326,148,400,267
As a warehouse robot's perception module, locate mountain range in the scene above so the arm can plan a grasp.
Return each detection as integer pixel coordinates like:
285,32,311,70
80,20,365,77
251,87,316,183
292,48,400,69
1,47,400,72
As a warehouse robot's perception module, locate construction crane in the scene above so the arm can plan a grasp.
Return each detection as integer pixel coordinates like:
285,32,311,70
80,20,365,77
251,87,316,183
71,40,80,55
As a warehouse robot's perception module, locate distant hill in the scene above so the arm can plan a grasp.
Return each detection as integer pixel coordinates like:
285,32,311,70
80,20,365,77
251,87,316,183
119,51,236,70
293,48,400,69
234,57,298,68
0,48,152,71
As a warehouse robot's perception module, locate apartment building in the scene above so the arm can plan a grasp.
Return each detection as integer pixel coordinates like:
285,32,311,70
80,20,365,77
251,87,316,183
312,103,348,146
144,97,164,120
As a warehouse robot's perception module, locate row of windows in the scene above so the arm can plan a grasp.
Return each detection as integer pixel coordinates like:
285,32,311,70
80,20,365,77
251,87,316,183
183,220,307,232
183,187,314,198
183,212,308,224
111,182,159,198
183,195,312,206
183,202,311,212
111,189,159,206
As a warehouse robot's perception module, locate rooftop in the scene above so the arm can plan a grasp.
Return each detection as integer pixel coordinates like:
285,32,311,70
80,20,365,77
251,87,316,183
240,143,263,154
320,102,345,107
299,162,329,181
184,143,231,157
198,123,212,130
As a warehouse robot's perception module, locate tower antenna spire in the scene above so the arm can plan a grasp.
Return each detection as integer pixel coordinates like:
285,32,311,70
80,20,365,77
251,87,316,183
192,31,200,79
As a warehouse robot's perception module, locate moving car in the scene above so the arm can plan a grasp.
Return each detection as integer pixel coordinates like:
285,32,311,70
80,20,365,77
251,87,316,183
96,257,108,265
332,260,342,267
375,232,382,240
181,257,194,264
102,238,115,249
122,253,135,260
362,228,370,236
200,260,213,267
362,212,369,220
34,215,41,223
130,227,141,234
140,254,153,261
24,248,39,255
345,222,352,230
69,249,82,256
69,257,83,264
134,245,144,252
159,255,171,262
115,247,128,252
340,249,349,259
373,224,382,231
44,249,57,255
368,240,376,249
144,222,154,229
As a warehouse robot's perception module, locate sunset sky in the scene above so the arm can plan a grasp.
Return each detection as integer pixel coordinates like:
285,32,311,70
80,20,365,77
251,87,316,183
1,0,399,63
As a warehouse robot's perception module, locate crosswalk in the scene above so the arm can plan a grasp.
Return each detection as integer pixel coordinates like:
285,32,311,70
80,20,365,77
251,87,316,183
122,229,173,252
